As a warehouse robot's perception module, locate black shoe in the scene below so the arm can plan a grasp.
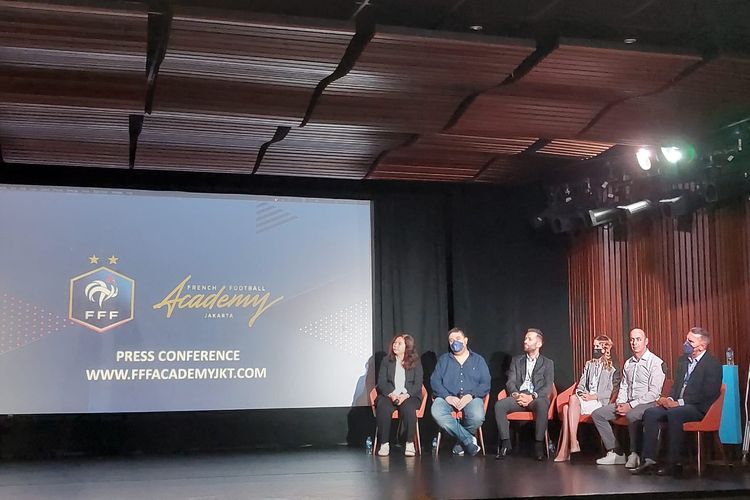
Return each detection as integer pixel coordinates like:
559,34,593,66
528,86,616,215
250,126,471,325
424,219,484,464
495,445,511,460
534,442,546,461
657,463,684,478
631,461,658,475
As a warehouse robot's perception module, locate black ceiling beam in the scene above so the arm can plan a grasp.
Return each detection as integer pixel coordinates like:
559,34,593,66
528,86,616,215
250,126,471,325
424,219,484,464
128,114,145,169
252,126,291,174
299,5,376,127
145,0,172,115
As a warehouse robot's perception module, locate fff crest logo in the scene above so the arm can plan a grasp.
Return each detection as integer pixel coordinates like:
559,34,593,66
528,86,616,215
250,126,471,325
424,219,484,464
69,255,135,333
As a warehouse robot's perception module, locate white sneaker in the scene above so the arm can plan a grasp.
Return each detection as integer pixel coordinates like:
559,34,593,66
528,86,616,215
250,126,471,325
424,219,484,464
466,436,481,457
596,451,626,465
377,443,390,456
625,452,641,469
404,442,416,456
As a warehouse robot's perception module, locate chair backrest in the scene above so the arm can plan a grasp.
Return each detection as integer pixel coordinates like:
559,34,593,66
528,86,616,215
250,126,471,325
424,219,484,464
547,384,558,419
416,385,428,418
555,383,577,416
699,383,726,431
369,387,378,416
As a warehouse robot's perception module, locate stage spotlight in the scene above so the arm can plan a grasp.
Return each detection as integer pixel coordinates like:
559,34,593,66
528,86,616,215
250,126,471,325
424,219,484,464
587,207,620,227
659,192,703,217
659,143,696,165
636,148,652,170
616,200,654,217
660,146,683,164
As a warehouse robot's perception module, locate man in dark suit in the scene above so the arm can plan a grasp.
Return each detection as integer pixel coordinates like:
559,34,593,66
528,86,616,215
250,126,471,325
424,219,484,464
495,328,555,461
632,327,723,478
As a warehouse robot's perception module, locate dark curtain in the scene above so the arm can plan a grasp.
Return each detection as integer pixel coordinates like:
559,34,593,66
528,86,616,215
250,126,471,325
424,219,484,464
373,192,451,355
371,184,570,448
448,186,571,446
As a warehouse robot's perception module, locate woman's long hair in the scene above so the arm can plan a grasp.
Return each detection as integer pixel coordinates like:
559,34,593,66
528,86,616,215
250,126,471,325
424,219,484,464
593,334,614,370
389,333,419,370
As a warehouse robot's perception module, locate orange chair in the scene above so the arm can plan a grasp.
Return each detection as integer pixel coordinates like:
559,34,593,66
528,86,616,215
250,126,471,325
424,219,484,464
434,393,490,455
554,383,596,454
556,383,595,424
683,383,727,476
498,385,558,458
370,385,428,455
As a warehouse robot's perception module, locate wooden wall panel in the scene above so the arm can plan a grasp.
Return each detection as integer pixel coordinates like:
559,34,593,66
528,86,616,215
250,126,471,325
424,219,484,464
568,200,750,385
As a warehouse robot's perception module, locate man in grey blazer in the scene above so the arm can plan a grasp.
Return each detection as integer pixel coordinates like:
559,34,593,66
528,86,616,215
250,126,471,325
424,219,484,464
495,328,555,461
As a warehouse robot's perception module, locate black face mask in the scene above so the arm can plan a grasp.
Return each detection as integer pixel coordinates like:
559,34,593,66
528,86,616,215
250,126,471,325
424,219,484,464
592,348,603,359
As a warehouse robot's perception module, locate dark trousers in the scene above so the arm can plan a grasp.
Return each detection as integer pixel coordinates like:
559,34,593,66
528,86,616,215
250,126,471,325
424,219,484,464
375,394,420,443
641,404,703,463
494,396,550,442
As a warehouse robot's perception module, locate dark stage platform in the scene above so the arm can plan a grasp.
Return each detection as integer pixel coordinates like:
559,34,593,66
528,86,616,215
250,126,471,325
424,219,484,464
1,448,749,499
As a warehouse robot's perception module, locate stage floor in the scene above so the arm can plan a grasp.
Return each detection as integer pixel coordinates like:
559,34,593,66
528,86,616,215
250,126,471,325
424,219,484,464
0,448,749,499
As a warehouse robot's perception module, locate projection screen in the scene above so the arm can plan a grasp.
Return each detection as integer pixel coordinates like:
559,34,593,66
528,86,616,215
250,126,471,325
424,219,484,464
0,184,373,413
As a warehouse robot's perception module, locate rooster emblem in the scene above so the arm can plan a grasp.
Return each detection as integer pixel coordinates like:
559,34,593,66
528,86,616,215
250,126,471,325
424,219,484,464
85,279,119,307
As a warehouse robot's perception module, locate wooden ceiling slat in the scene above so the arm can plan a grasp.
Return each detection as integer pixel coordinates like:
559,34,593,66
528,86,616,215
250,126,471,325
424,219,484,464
2,138,128,168
256,124,411,178
451,93,604,139
537,139,614,159
134,144,257,173
522,44,700,99
162,10,353,86
413,133,537,155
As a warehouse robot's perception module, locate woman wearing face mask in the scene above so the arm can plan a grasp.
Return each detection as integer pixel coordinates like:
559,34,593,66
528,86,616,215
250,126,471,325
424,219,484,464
554,335,621,462
375,334,424,456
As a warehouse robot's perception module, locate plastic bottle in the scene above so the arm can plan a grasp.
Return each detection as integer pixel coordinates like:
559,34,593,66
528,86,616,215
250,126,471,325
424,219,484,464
365,436,373,454
726,347,735,365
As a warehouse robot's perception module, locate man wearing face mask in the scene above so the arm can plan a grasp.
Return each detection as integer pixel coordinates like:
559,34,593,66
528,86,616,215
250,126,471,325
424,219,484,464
495,328,554,461
592,328,665,467
632,327,722,478
430,327,491,456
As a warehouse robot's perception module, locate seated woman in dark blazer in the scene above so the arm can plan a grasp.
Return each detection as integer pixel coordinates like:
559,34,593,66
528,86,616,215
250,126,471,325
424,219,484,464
376,333,424,456
554,334,621,462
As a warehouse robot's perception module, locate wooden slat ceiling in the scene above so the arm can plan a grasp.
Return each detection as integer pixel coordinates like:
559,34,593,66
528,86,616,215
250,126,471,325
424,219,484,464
450,43,701,139
259,124,411,179
1,1,750,184
311,30,535,132
0,1,145,168
581,56,750,145
373,134,538,182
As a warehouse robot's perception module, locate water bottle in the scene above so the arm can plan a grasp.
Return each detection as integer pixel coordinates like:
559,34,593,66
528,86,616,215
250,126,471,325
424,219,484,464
726,347,735,365
365,436,373,454
431,437,438,452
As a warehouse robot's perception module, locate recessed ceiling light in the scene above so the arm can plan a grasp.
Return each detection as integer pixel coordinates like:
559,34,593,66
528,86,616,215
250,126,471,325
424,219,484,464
624,37,637,44
469,25,483,32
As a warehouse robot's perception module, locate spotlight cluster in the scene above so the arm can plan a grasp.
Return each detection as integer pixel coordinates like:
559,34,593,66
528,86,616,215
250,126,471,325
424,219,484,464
532,123,750,236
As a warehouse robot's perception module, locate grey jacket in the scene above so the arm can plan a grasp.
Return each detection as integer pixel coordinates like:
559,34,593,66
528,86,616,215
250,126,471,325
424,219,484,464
575,360,621,405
